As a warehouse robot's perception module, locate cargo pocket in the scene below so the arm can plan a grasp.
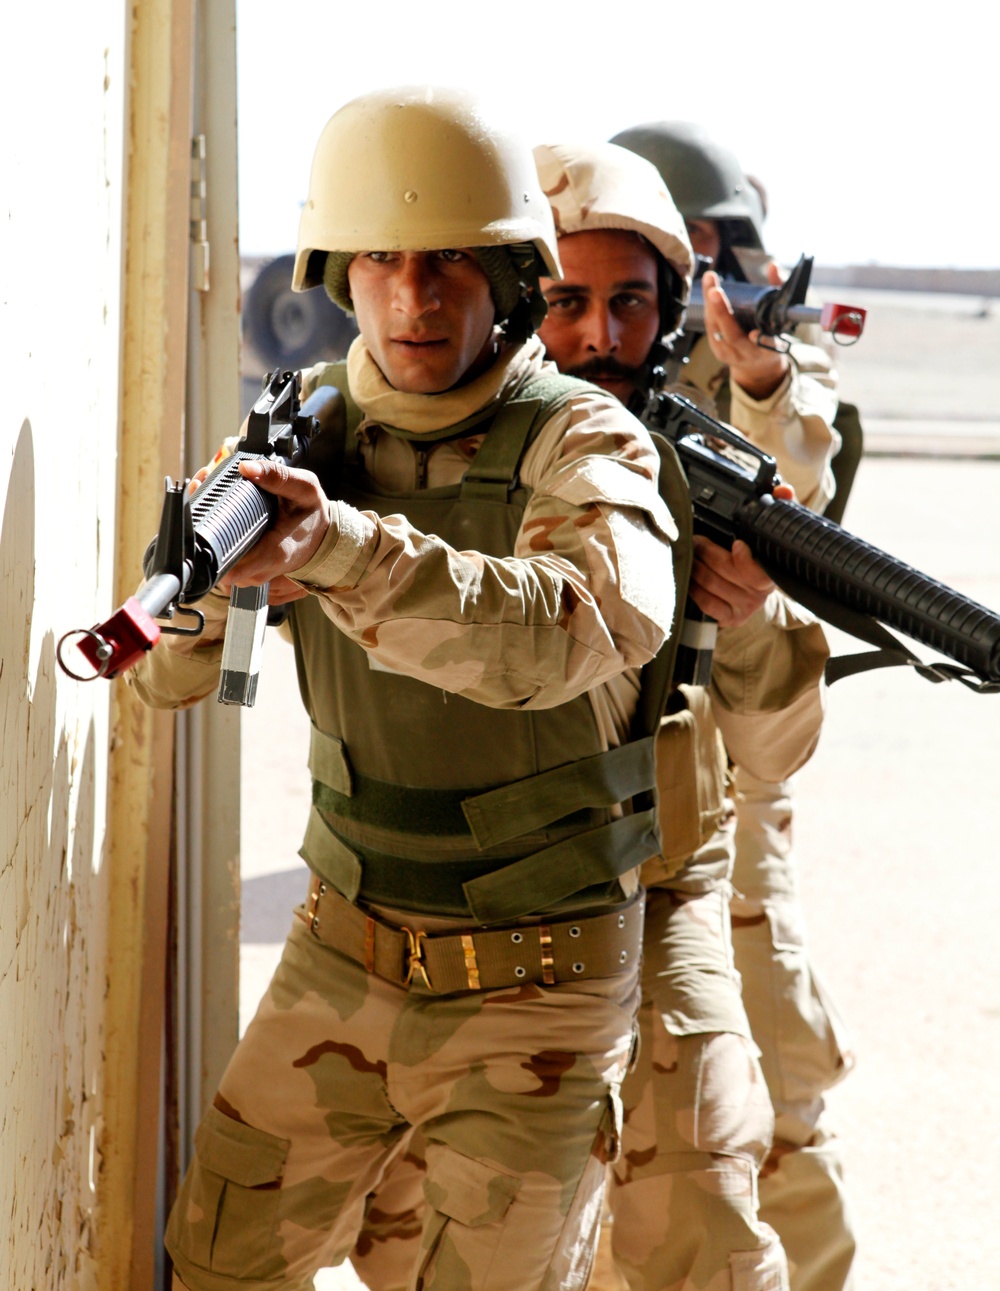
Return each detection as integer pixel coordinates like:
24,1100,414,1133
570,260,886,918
414,1144,521,1289
167,1103,292,1280
653,687,729,874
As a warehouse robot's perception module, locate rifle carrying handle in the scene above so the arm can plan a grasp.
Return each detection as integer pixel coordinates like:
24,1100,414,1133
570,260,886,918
738,494,1000,684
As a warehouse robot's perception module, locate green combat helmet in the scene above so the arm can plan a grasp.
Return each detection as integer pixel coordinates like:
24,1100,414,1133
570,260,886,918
610,121,764,278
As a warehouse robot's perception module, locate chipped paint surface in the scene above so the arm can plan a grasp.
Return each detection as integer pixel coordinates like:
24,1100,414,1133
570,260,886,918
3,5,125,1286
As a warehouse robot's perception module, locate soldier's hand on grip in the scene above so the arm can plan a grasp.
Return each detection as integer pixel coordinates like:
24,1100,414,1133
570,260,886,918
702,270,789,401
224,460,332,593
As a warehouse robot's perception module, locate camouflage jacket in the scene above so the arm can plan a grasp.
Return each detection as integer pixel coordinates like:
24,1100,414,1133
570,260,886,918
127,336,827,781
679,332,840,513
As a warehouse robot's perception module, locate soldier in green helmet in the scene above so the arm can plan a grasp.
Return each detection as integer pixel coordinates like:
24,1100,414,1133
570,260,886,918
612,120,857,1291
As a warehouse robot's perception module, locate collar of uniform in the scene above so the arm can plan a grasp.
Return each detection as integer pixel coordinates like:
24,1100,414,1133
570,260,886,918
345,334,545,436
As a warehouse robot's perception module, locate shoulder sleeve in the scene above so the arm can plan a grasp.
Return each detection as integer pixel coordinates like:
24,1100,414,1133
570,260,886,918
728,342,842,513
709,591,829,780
125,588,231,709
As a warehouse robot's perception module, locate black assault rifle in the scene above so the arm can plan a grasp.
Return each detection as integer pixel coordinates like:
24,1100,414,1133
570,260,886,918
642,388,1000,694
681,253,866,351
57,370,344,706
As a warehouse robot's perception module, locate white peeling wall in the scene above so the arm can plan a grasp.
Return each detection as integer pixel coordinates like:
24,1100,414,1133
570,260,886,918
2,6,127,1285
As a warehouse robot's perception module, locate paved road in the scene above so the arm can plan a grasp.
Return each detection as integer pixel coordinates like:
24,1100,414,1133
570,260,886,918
240,453,1000,1291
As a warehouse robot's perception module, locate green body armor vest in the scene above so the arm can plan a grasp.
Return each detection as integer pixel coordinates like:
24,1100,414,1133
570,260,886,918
290,363,688,926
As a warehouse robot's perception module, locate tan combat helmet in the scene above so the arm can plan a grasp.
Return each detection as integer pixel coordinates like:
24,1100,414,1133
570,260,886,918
294,86,562,339
533,141,694,338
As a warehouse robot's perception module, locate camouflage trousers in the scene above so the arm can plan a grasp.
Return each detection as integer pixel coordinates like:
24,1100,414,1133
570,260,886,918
349,822,790,1291
731,769,857,1291
167,906,640,1291
596,876,787,1291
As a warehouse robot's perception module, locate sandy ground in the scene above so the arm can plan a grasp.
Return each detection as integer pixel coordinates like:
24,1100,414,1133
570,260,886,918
238,295,1000,1288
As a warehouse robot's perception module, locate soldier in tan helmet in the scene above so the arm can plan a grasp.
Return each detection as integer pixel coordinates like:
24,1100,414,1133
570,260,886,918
343,143,832,1291
130,85,686,1291
531,140,840,1291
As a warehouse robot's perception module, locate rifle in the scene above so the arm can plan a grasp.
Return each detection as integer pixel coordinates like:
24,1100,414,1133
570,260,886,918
642,388,1000,694
57,370,344,706
682,254,866,350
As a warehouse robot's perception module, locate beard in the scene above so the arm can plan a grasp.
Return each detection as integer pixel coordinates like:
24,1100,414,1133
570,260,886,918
563,356,645,388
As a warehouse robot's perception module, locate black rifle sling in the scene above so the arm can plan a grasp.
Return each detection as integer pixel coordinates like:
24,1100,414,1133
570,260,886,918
825,400,864,527
770,569,1000,694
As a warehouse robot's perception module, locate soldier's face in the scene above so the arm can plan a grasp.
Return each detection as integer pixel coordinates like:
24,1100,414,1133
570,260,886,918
538,230,661,404
685,219,722,266
348,249,497,393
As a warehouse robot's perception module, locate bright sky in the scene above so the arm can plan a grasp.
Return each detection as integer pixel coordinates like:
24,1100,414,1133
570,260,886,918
236,0,998,271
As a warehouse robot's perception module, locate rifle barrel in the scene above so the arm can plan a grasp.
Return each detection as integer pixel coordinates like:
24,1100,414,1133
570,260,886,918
739,494,1000,682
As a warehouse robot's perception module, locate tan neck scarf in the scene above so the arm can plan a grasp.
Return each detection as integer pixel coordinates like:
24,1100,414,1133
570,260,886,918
346,335,545,435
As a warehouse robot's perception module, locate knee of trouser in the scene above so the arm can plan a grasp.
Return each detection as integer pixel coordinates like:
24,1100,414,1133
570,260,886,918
677,1031,774,1166
759,1137,856,1287
607,1168,789,1291
730,899,855,1118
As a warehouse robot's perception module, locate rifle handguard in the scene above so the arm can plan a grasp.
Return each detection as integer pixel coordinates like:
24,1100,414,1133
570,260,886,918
738,494,1000,685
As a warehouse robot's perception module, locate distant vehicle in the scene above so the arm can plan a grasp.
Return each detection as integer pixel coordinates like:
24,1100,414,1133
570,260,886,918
242,253,358,372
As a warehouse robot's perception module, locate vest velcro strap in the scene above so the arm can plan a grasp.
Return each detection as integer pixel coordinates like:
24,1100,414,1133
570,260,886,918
298,805,363,902
462,809,659,924
459,398,542,501
461,736,657,849
308,725,353,797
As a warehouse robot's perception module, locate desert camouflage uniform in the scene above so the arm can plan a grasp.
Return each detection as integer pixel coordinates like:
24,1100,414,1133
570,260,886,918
521,141,833,1291
598,603,829,1291
524,134,850,1290
132,334,682,1291
683,338,858,1291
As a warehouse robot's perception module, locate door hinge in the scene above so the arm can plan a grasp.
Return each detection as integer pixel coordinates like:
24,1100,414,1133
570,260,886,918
190,134,210,292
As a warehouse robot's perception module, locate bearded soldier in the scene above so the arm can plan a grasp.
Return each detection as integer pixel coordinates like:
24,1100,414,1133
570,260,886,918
533,139,838,1291
609,121,856,1291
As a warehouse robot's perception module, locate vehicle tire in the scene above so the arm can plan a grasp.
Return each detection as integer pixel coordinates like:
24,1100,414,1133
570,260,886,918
243,254,357,369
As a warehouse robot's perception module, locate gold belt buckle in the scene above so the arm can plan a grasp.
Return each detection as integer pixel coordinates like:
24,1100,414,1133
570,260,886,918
403,927,432,989
307,880,326,932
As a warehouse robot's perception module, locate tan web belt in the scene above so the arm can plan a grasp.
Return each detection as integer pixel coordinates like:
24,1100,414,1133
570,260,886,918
297,875,644,995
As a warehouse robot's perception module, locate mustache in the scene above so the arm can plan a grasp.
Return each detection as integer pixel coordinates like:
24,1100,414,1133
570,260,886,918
563,357,643,384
